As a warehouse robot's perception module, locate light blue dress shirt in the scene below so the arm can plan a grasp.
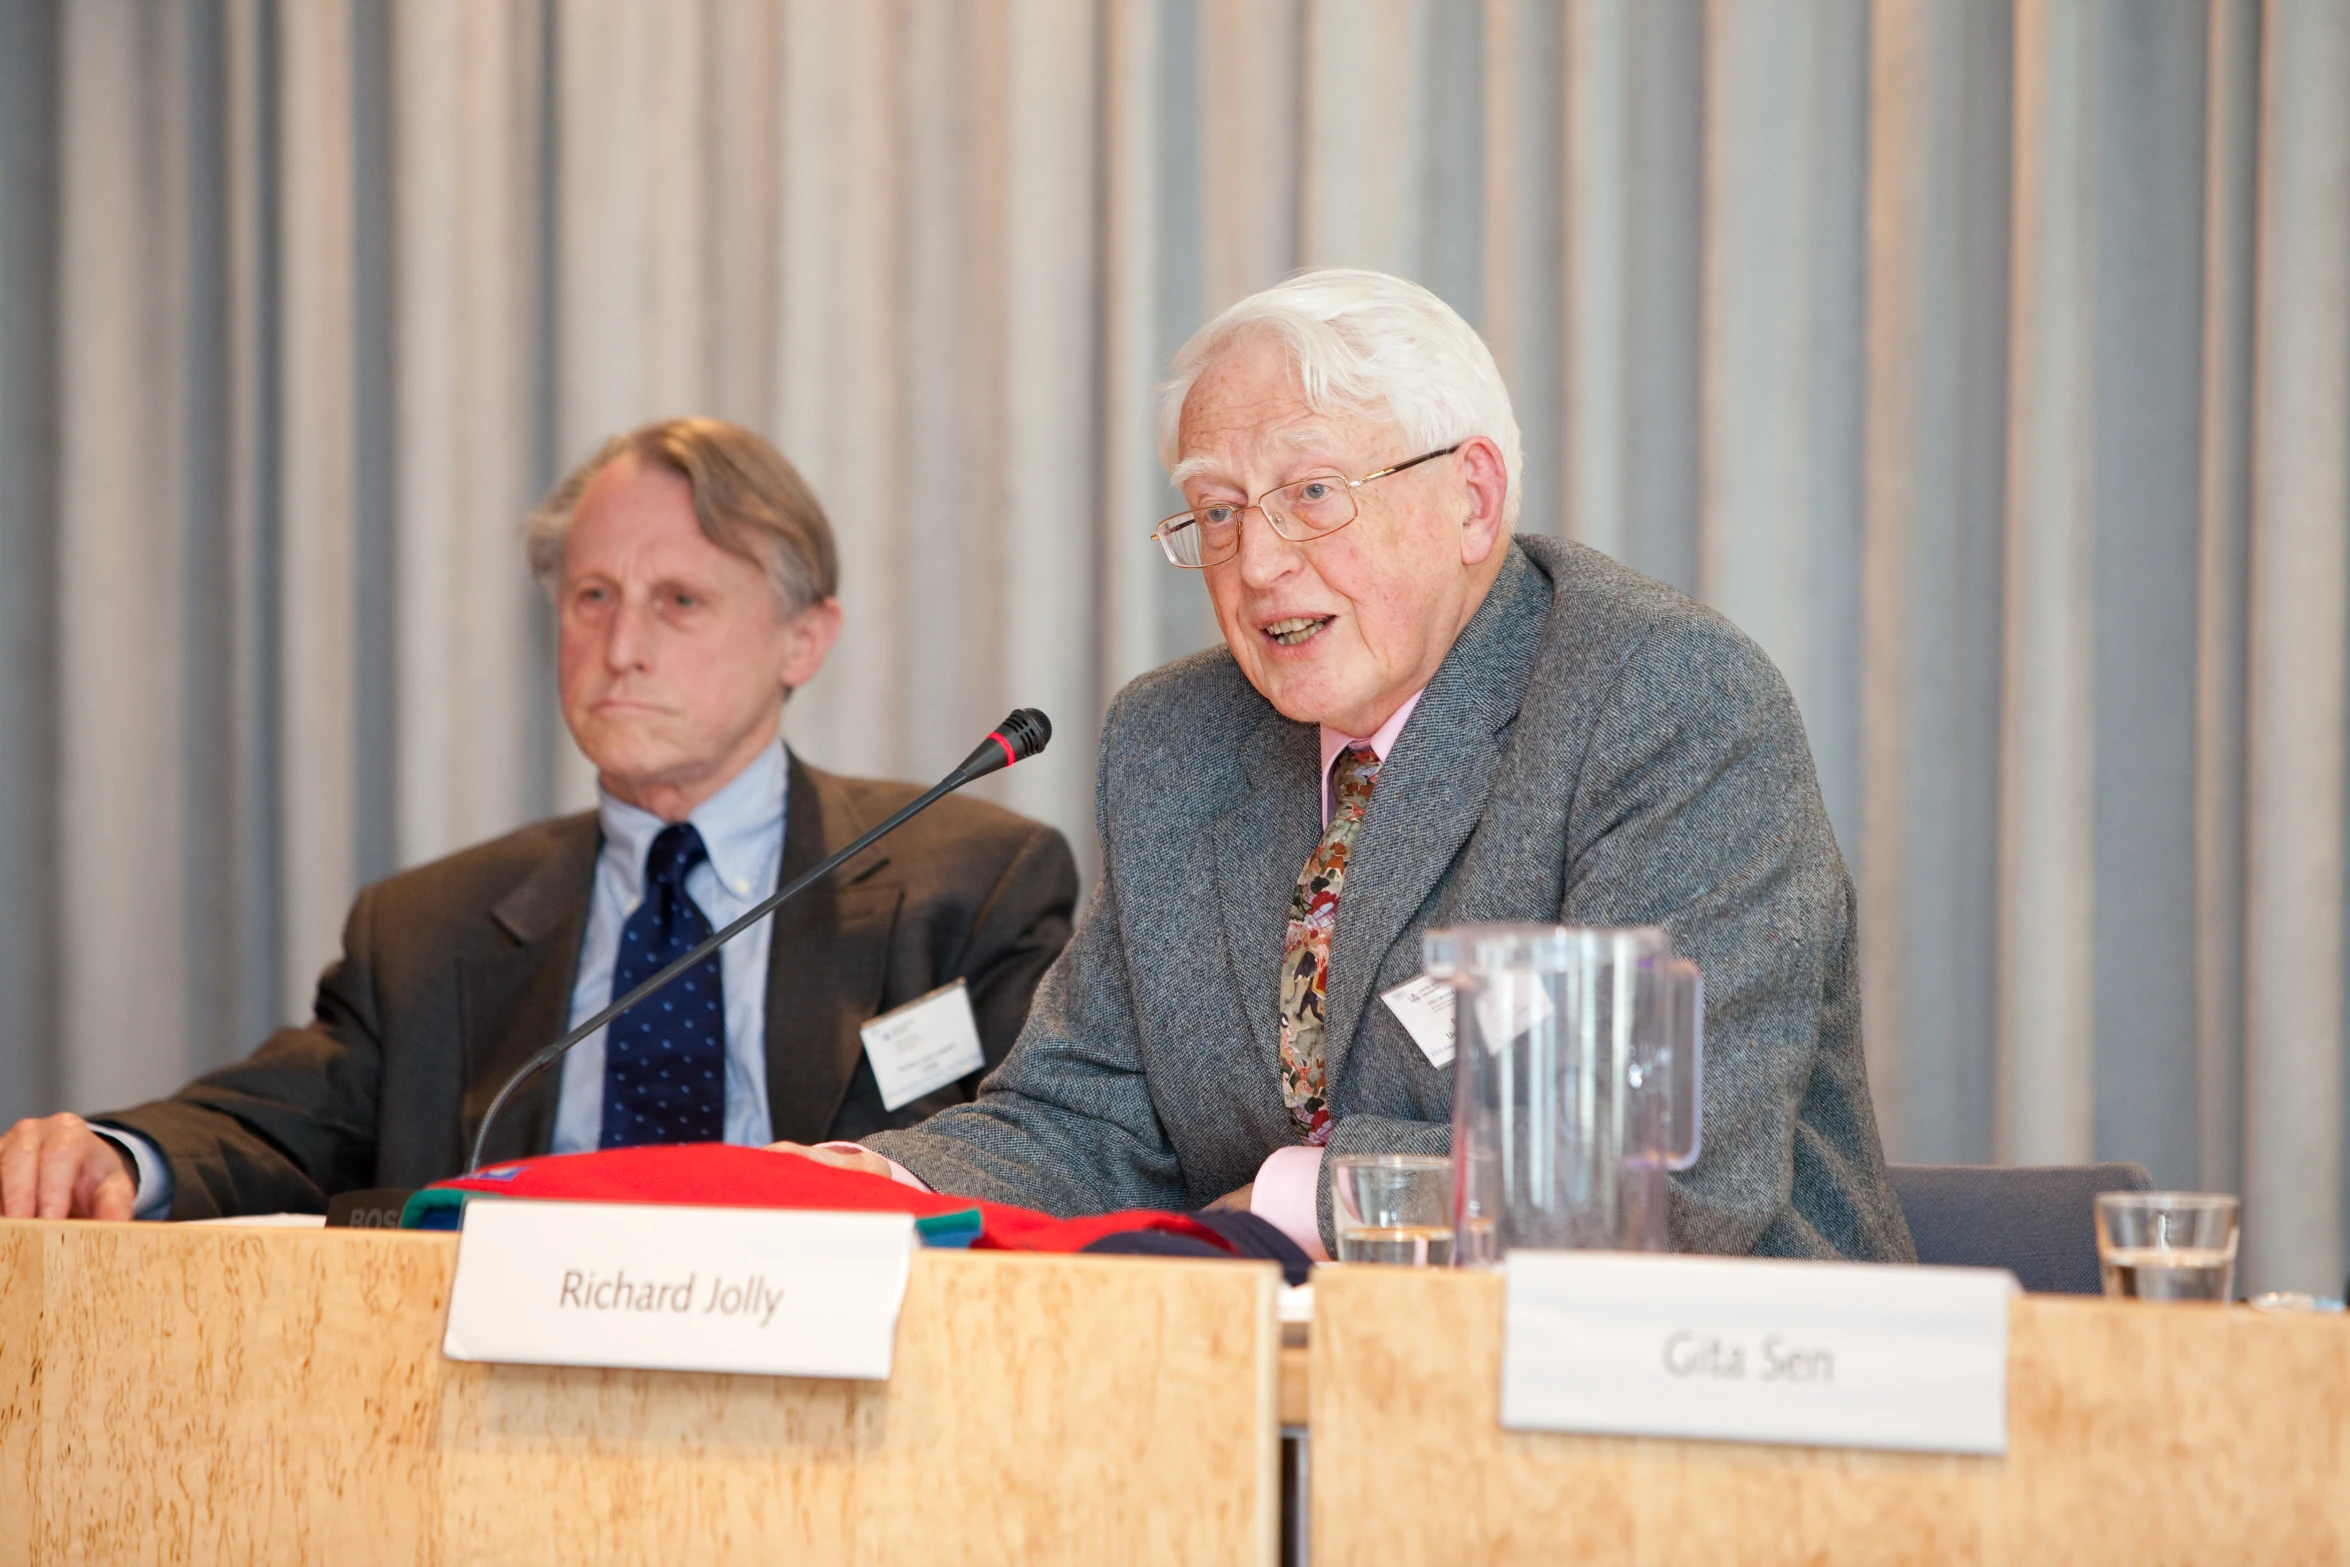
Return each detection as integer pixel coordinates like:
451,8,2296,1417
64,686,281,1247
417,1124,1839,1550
551,736,788,1153
110,737,791,1218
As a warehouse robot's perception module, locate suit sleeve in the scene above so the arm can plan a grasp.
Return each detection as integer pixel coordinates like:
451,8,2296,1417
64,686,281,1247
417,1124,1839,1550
954,822,1080,1071
1556,613,1881,1258
95,890,390,1219
1318,613,1895,1260
863,822,1191,1217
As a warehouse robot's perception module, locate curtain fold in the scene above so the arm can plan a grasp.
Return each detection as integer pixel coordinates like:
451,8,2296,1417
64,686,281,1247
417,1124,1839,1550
2,0,2343,1293
1860,0,2014,1172
2242,0,2348,1297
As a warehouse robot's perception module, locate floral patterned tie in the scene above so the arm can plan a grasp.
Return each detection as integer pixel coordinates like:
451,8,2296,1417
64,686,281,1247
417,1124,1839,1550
1277,745,1381,1144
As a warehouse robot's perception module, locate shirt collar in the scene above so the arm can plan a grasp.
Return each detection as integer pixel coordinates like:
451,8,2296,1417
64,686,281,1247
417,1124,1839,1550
1318,688,1425,825
595,736,789,902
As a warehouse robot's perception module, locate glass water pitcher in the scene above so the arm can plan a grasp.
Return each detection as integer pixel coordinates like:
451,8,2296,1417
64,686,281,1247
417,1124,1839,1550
1423,923,1703,1267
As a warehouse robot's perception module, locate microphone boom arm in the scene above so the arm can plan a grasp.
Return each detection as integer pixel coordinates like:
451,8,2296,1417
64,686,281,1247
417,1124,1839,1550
466,711,1049,1172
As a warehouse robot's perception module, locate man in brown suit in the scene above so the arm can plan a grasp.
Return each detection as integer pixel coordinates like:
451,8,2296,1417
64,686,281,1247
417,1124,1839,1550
0,418,1077,1220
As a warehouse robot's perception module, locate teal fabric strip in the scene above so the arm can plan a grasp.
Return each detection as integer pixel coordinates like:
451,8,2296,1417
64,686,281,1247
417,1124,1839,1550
399,1187,471,1230
913,1208,985,1248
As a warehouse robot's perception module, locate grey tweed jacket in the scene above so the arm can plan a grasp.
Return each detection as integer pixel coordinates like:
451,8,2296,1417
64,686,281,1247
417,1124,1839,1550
868,535,1916,1262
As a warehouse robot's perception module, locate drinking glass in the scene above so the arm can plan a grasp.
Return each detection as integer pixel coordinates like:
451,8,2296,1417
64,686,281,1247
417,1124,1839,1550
1331,1154,1454,1265
2095,1192,2240,1302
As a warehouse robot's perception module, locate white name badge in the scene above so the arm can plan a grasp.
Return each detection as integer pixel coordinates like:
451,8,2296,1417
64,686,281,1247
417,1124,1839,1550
1502,1251,2014,1454
861,979,988,1110
443,1199,915,1380
1380,974,1555,1070
1381,974,1457,1068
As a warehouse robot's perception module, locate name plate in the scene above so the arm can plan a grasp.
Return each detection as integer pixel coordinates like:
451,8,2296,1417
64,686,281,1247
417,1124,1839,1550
1501,1251,2014,1454
443,1199,916,1380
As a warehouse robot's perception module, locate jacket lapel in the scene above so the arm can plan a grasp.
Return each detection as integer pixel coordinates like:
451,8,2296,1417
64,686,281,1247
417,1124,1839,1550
1208,709,1325,1079
1322,545,1554,1090
763,754,902,1145
459,814,601,1167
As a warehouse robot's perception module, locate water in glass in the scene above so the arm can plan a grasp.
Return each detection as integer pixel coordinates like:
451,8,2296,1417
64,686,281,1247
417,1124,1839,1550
1336,1225,1456,1266
2101,1246,2235,1301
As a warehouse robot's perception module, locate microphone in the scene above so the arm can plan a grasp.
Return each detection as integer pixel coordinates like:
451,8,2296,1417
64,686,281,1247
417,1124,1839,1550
466,708,1053,1172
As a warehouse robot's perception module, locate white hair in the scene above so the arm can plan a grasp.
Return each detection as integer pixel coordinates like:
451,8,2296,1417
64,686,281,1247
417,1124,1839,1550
1156,268,1523,526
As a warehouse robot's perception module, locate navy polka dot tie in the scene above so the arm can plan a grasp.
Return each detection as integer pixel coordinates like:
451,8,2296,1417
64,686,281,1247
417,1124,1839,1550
597,823,727,1148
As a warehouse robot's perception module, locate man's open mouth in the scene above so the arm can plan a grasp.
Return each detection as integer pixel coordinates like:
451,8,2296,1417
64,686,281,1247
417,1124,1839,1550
1261,615,1332,647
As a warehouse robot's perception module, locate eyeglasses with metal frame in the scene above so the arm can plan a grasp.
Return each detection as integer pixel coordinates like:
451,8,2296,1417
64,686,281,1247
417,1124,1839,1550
1150,443,1464,569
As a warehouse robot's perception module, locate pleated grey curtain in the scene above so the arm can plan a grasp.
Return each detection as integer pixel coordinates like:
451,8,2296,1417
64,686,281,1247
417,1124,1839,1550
0,0,2342,1294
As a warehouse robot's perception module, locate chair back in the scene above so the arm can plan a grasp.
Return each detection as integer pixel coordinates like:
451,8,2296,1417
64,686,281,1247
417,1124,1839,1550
1888,1161,2155,1294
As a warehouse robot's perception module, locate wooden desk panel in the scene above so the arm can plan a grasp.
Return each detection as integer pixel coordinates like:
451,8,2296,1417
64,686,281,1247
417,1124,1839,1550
0,1218,1280,1566
0,1224,42,1566
1308,1265,2350,1567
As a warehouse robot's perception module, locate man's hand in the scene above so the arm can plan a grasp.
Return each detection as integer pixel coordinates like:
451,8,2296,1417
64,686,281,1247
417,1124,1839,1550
764,1140,892,1180
0,1113,139,1221
1205,1183,1254,1213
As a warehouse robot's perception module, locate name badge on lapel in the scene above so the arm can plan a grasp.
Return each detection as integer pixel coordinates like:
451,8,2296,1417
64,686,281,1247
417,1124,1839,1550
861,979,987,1110
1380,973,1555,1070
1381,974,1457,1068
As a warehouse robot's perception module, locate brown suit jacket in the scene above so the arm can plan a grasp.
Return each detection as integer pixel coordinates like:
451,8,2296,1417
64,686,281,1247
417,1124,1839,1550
101,754,1079,1218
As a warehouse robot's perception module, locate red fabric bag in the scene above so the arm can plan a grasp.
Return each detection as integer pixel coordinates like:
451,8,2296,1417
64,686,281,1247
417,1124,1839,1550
409,1142,1232,1256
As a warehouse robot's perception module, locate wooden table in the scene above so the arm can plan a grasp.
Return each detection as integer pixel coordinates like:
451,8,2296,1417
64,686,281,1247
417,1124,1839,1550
14,1216,2345,1565
0,1217,1283,1565
1306,1263,2350,1566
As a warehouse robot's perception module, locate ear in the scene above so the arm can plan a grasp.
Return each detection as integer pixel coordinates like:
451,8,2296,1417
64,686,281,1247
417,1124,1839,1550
1454,436,1510,567
776,597,844,692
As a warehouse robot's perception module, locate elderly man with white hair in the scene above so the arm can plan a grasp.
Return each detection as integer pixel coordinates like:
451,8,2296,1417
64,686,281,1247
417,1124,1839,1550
809,268,1914,1263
